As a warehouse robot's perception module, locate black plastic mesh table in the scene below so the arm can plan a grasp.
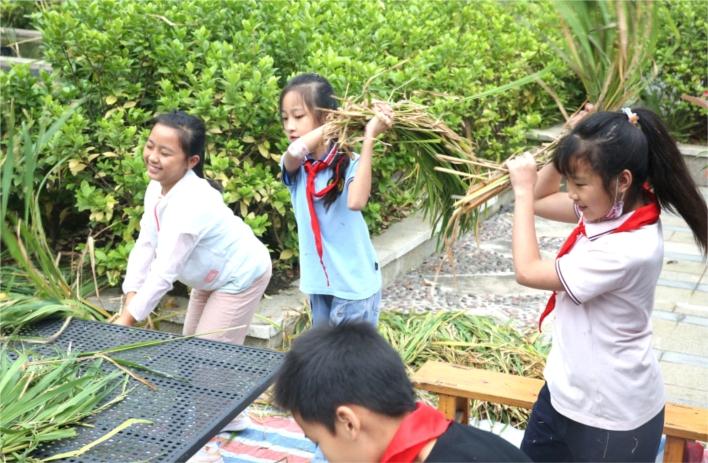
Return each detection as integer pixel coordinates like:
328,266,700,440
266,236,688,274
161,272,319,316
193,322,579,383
11,318,285,462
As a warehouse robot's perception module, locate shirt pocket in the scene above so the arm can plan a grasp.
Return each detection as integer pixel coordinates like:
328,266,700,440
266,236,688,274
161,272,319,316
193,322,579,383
178,243,228,290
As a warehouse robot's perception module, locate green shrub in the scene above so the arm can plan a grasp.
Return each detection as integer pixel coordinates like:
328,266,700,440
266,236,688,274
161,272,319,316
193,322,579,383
3,0,578,285
0,0,41,29
641,0,707,143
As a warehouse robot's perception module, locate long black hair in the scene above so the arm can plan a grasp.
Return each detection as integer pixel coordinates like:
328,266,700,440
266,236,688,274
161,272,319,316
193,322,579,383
279,73,350,209
553,107,707,254
153,111,221,191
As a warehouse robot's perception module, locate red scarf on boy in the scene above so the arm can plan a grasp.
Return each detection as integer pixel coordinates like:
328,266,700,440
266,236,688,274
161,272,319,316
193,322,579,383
538,191,660,331
303,143,343,287
380,402,451,463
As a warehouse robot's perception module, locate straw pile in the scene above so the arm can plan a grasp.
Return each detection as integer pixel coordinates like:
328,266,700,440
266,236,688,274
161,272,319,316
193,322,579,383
324,99,505,242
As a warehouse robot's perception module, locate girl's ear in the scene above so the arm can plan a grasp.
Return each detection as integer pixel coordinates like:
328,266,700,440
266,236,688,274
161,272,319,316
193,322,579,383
188,155,201,169
618,169,633,193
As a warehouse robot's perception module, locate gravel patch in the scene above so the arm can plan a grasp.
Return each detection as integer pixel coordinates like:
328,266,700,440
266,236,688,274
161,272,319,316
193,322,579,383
381,208,562,333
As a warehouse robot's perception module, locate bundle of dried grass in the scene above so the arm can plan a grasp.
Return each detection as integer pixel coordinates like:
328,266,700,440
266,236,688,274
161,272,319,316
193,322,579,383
324,99,503,241
444,139,559,246
444,0,659,244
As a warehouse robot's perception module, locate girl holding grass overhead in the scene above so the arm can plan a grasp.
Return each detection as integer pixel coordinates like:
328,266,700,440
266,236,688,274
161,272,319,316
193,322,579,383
506,107,707,461
279,73,393,327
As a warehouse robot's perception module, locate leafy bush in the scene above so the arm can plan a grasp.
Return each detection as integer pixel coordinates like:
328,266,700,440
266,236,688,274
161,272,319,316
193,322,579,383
0,0,40,29
2,0,579,285
640,0,707,143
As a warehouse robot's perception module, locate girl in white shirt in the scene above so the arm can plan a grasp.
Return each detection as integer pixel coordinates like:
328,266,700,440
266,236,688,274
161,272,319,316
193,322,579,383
115,111,272,347
507,107,706,461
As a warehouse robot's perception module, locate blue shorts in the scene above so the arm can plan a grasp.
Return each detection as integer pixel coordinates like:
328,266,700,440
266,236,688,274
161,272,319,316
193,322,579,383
309,290,381,327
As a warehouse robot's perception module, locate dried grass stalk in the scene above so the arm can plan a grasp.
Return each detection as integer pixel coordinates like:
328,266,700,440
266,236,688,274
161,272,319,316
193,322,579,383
281,308,548,426
324,99,507,243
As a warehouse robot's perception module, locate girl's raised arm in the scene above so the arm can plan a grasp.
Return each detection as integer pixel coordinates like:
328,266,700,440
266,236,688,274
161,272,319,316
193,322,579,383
507,153,564,291
283,126,325,174
348,103,393,211
532,103,595,223
533,163,577,223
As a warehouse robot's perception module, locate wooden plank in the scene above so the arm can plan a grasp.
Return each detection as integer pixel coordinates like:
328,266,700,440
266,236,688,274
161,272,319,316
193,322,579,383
412,361,708,443
437,394,468,423
664,403,708,441
662,436,685,463
412,361,543,409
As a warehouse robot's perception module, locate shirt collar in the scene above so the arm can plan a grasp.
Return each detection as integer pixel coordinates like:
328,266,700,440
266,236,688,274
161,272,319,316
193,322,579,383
305,142,338,165
158,169,197,201
583,210,635,240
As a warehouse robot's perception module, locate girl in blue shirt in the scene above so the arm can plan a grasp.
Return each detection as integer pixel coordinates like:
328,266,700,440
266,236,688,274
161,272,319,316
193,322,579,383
279,73,393,327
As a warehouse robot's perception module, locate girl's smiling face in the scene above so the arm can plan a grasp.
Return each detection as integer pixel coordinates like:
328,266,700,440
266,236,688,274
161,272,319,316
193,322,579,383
281,90,320,143
565,158,616,222
143,123,199,194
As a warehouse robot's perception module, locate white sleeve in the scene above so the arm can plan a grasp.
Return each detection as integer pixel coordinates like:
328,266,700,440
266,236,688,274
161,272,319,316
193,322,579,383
122,182,160,293
126,232,198,321
122,221,156,293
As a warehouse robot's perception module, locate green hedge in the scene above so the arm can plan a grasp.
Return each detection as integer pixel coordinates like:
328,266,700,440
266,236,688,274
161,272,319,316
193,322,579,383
640,0,707,142
2,0,582,285
0,0,39,29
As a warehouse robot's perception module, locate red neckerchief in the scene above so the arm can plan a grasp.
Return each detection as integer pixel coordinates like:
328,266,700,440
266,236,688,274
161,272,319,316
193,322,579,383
538,188,660,331
380,402,451,463
302,143,342,286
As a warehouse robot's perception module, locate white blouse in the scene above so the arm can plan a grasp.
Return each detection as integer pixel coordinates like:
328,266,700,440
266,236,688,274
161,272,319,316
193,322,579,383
122,170,271,321
547,211,664,431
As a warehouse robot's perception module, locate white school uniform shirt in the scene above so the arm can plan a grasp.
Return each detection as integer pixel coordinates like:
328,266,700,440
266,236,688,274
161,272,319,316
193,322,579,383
122,170,271,322
545,211,665,431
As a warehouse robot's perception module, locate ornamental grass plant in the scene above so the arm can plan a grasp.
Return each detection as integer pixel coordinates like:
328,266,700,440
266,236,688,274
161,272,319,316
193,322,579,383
1,105,109,336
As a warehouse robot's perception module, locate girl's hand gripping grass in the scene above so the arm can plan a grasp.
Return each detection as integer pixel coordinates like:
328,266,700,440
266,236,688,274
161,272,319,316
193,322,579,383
506,153,538,198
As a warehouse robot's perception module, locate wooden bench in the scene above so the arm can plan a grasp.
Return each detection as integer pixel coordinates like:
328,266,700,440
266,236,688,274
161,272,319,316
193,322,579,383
412,361,708,463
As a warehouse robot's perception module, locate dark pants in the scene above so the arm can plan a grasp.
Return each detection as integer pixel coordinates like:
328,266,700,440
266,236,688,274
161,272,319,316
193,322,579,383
521,384,664,462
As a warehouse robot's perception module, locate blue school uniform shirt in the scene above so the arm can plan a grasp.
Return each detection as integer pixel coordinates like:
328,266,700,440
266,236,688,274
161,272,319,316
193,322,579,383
281,150,381,300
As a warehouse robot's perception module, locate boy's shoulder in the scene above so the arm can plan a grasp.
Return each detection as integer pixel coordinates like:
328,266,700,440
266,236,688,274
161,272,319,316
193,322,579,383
426,422,530,462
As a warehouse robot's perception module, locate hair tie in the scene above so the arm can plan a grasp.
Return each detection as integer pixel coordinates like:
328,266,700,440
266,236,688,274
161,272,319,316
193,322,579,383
621,107,639,126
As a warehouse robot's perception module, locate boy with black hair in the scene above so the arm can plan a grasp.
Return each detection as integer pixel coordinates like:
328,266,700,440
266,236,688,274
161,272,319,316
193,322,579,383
274,322,530,462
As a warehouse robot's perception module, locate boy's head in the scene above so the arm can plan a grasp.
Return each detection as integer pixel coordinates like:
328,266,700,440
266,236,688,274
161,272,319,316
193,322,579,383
274,322,417,462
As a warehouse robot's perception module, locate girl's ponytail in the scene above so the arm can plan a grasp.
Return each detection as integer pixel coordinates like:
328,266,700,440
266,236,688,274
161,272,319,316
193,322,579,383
634,108,707,254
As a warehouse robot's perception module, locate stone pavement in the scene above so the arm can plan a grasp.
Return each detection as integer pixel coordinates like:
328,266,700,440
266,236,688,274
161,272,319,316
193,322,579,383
381,187,708,409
